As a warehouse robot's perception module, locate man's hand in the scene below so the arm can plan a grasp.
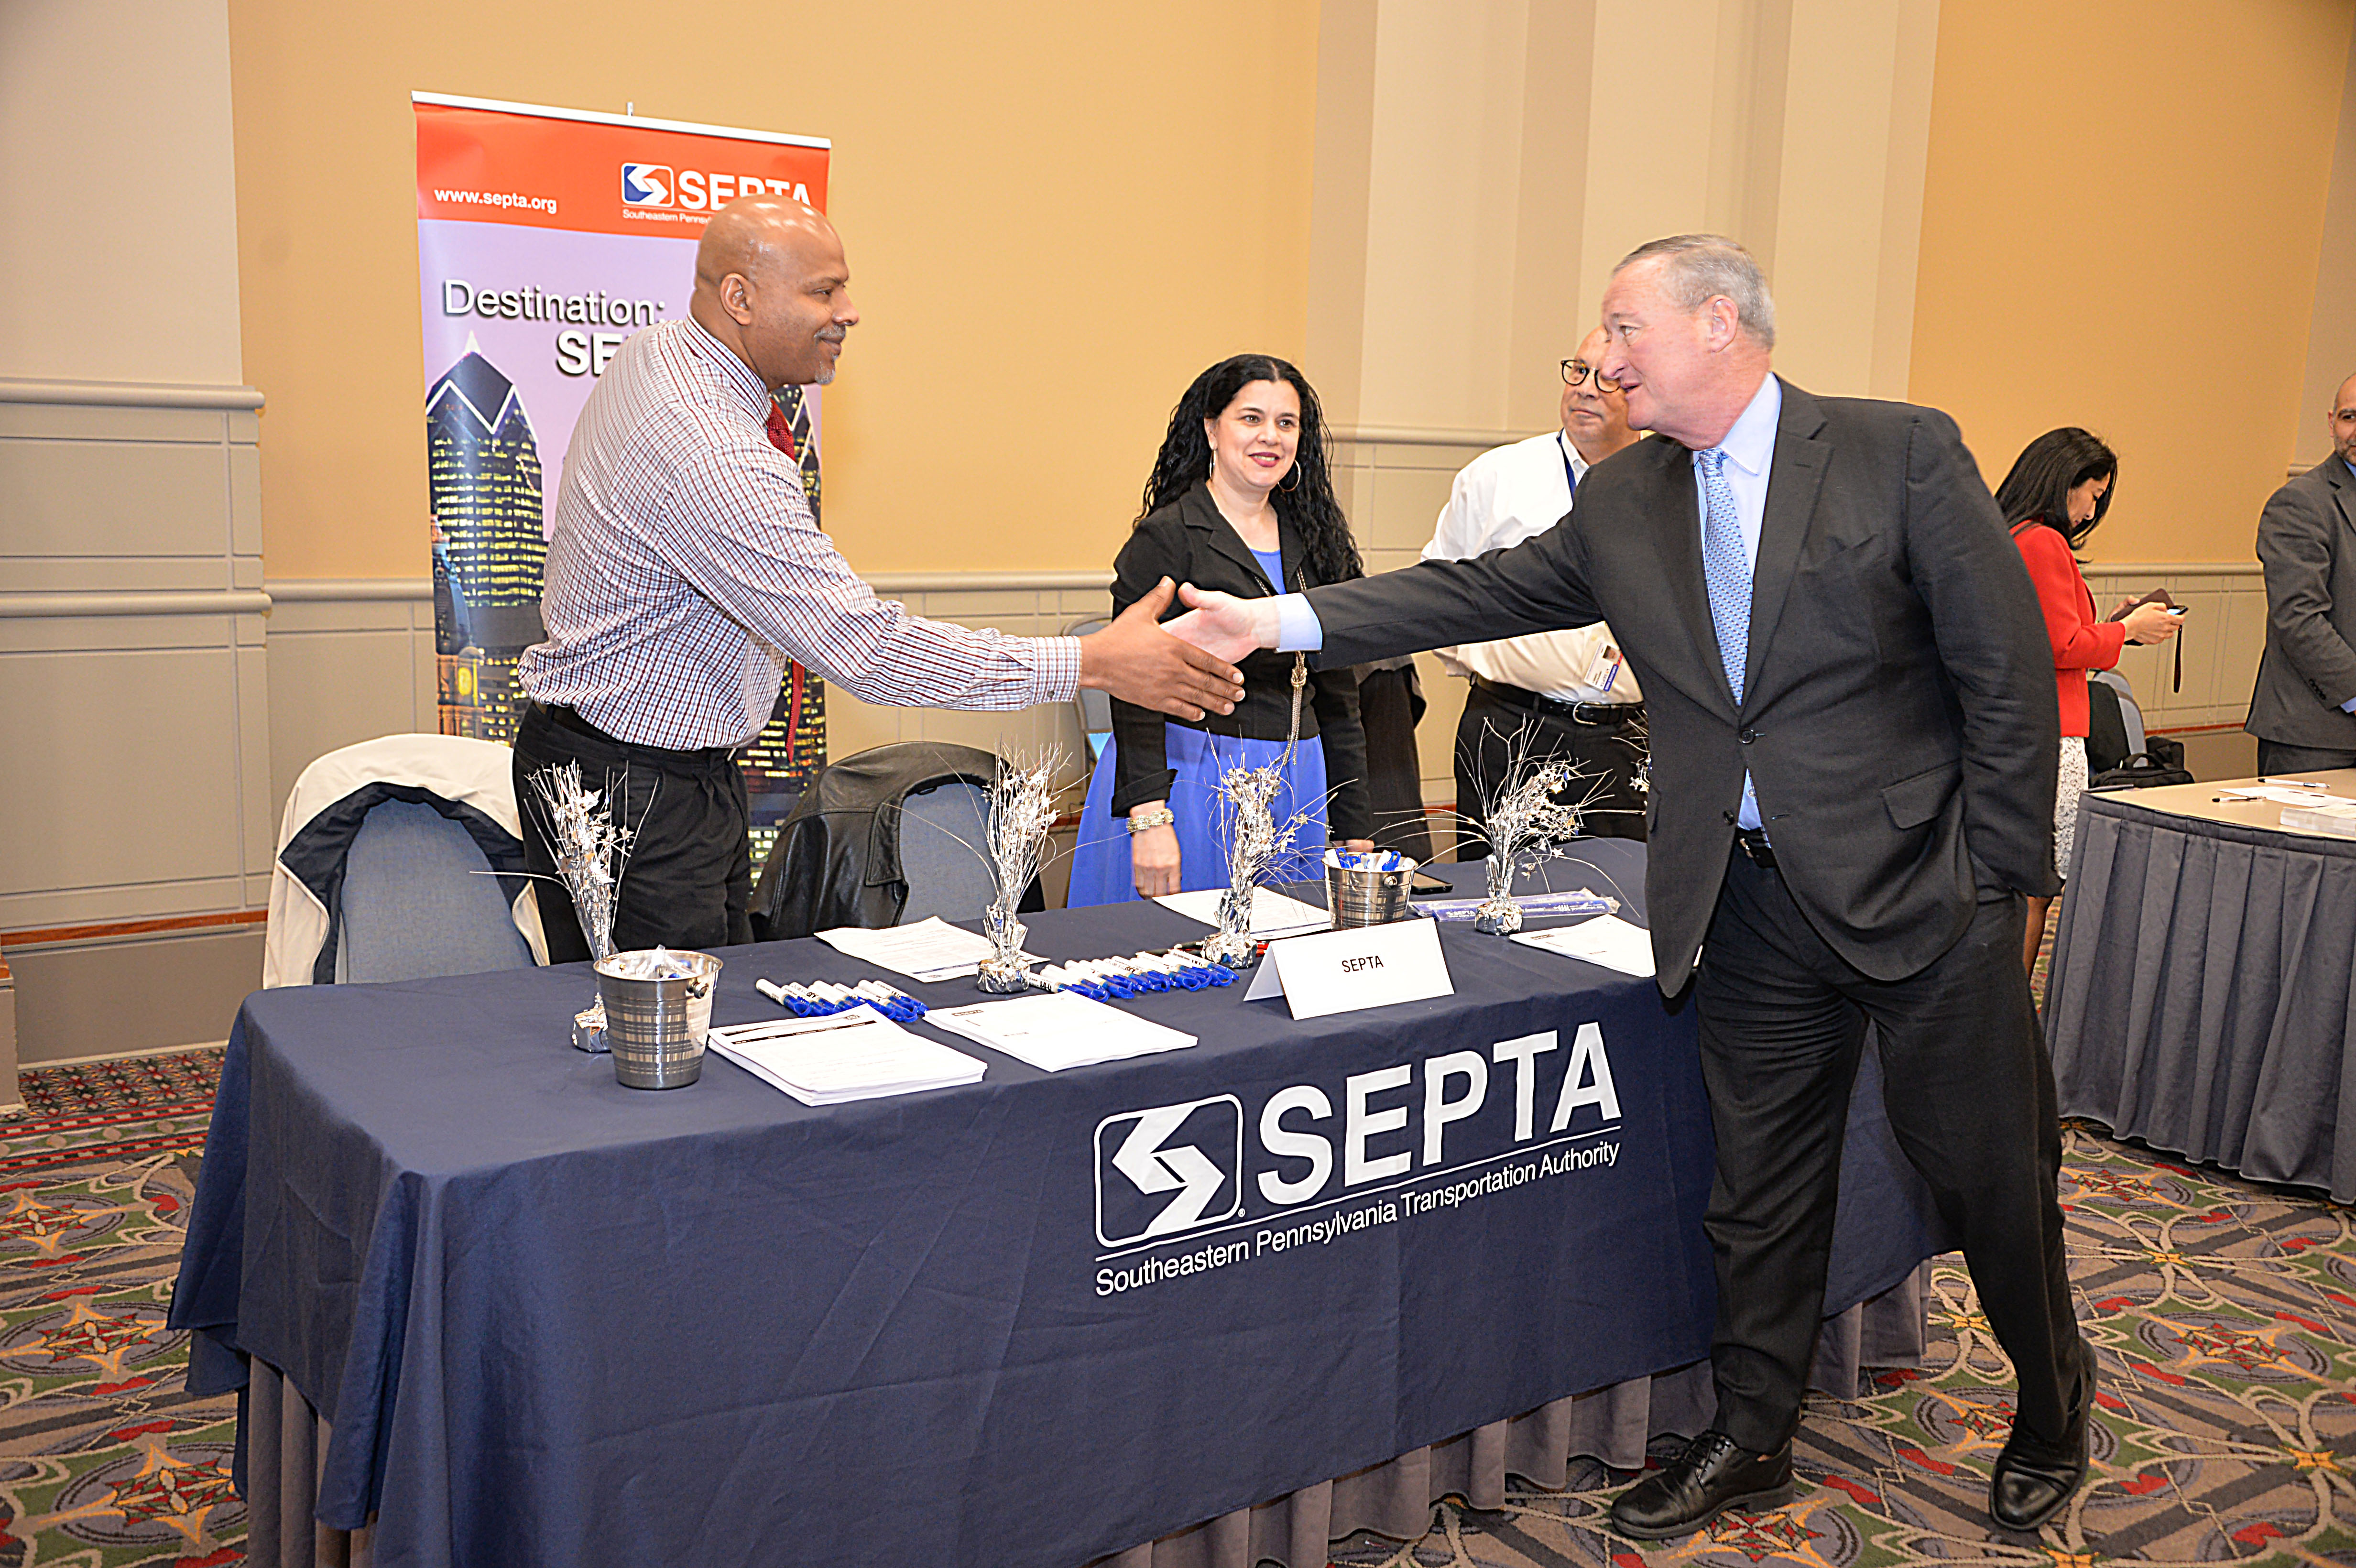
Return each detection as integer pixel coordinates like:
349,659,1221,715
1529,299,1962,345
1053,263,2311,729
1079,578,1243,721
1164,584,1281,662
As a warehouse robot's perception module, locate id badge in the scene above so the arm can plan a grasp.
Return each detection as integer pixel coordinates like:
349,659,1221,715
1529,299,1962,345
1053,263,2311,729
1583,640,1625,695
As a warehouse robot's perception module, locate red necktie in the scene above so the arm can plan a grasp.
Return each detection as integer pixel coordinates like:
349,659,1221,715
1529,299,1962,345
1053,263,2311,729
764,402,797,460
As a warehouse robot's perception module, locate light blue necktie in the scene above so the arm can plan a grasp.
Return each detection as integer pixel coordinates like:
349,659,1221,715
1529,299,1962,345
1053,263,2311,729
1698,447,1764,832
1697,447,1748,705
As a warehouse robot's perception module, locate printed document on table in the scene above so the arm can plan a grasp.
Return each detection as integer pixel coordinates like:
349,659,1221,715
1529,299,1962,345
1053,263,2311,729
814,916,1035,982
1511,915,1657,978
2216,785,2344,807
927,991,1197,1072
706,1011,986,1105
1154,886,1330,937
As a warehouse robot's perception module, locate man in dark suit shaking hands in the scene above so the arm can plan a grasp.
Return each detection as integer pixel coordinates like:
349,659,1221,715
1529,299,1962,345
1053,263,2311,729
1168,235,2089,1539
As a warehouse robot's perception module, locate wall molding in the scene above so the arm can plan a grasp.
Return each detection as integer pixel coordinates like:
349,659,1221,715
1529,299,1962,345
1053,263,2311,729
1333,425,1528,447
1,589,273,619
0,378,263,410
267,578,428,603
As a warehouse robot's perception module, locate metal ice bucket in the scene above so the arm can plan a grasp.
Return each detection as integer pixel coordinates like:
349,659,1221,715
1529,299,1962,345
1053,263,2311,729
1325,854,1417,928
594,950,721,1089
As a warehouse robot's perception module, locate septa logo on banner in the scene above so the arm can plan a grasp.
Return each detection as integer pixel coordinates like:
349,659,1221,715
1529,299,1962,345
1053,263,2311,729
1095,1097,1243,1248
621,164,674,207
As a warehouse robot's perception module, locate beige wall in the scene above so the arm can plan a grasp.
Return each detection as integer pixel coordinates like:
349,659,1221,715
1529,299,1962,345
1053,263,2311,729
1909,0,2355,562
0,0,245,386
2300,13,2356,468
227,0,1320,582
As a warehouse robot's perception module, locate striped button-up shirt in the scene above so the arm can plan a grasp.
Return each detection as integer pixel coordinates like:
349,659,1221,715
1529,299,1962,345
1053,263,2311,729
519,316,1079,748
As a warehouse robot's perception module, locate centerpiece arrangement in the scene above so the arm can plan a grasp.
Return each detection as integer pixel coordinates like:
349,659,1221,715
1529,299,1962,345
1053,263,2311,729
525,762,642,1051
975,752,1062,992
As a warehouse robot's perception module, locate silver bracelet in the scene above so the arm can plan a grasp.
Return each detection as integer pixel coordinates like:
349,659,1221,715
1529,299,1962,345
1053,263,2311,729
1126,807,1176,835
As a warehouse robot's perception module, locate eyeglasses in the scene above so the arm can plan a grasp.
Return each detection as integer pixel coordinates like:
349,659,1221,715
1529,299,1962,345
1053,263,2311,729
1562,358,1622,392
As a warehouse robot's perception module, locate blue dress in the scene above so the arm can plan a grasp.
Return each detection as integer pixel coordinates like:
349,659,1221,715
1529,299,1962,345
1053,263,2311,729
1066,547,1333,907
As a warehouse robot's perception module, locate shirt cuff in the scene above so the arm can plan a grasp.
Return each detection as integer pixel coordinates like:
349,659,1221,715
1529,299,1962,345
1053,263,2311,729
1036,636,1084,702
1274,593,1324,653
2339,695,2356,714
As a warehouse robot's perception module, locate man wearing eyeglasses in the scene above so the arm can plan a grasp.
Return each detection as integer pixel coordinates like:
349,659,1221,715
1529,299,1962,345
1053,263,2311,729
1424,326,1647,851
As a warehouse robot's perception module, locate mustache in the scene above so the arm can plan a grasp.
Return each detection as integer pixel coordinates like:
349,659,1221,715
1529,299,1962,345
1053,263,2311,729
817,327,848,343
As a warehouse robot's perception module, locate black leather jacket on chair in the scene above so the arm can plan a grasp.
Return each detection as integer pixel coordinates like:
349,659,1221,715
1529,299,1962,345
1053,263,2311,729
752,741,1046,941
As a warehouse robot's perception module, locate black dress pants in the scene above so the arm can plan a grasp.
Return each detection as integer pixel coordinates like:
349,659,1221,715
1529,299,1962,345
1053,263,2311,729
2255,738,2356,775
1692,847,2083,1454
1452,682,1647,858
513,703,754,963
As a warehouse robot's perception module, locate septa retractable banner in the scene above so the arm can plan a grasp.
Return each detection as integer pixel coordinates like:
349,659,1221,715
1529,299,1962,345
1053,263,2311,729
413,91,831,847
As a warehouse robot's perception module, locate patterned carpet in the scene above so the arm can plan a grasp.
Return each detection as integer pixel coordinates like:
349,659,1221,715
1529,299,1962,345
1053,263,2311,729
0,1034,2348,1568
0,1048,241,1567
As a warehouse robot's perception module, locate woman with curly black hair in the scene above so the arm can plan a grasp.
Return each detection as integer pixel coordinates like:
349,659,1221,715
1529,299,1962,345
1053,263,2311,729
1067,354,1374,906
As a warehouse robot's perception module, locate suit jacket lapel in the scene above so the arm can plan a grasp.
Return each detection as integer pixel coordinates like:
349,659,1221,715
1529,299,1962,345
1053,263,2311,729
1182,486,1278,595
1647,441,1734,716
1741,380,1830,708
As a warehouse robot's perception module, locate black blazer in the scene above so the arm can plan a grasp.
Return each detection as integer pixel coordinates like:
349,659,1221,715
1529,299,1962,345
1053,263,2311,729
1109,485,1372,839
2246,457,2356,749
1308,380,2058,994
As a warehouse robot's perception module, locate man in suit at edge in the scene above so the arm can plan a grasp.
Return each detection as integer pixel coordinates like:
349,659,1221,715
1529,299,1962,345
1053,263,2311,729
2245,371,2356,774
1166,235,2089,1539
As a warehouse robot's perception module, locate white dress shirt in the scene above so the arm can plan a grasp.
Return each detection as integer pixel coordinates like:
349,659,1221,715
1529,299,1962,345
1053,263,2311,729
520,316,1079,749
1421,431,1639,704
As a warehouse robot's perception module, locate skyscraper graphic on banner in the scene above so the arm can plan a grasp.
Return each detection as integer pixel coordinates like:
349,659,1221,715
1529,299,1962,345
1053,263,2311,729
428,339,546,740
742,384,829,865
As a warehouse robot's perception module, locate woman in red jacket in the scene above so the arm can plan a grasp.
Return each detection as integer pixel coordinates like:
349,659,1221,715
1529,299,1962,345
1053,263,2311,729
1996,427,2181,973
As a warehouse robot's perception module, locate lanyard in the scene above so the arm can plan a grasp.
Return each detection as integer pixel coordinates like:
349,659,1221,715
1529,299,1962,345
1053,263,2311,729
1560,433,1580,498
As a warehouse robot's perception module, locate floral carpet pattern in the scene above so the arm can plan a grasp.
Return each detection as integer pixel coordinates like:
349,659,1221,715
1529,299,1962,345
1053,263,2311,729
1331,1129,2356,1568
0,1041,2351,1568
0,1047,241,1567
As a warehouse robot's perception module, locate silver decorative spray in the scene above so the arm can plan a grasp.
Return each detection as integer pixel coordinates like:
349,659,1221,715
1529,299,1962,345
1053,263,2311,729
1201,755,1304,968
527,762,642,1050
1473,750,1596,936
976,752,1062,992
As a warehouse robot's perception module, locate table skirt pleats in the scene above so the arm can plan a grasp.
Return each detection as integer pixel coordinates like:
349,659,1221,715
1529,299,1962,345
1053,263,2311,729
2047,797,2356,1202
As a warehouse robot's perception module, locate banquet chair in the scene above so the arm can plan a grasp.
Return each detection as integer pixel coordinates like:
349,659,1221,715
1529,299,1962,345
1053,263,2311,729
894,778,997,924
338,798,537,982
1063,615,1113,760
265,734,548,987
752,741,1044,939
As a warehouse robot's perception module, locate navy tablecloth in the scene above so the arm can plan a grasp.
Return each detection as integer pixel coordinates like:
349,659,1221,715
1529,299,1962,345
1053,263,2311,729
2047,792,2356,1200
170,844,1944,1568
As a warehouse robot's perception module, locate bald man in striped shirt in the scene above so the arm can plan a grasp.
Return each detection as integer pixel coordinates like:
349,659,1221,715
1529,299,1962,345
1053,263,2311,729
516,198,1242,958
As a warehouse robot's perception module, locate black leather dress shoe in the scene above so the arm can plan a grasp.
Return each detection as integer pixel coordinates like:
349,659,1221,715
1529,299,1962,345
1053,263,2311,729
1610,1431,1795,1540
1990,1359,2096,1531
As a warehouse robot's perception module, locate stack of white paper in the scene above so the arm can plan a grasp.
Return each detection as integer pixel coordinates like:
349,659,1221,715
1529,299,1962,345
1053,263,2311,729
706,1012,986,1105
813,916,1034,982
1510,914,1658,978
1153,886,1330,937
927,991,1197,1072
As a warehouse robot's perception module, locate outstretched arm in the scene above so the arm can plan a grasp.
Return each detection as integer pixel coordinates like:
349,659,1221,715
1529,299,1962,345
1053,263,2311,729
1080,578,1246,720
1167,525,1602,668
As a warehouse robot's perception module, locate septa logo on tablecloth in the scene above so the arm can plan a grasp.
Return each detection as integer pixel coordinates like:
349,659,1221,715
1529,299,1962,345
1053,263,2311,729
621,164,674,207
1095,1096,1243,1248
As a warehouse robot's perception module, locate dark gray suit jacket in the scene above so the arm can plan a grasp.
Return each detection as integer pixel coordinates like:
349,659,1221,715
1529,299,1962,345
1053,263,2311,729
1308,380,2058,995
2246,458,2356,749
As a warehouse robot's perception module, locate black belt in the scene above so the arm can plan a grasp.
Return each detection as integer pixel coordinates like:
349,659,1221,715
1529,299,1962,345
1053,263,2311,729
533,703,738,769
1471,675,1643,726
1732,827,1777,868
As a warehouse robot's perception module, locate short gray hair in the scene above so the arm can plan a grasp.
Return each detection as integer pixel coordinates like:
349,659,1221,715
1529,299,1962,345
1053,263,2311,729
1614,234,1776,349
